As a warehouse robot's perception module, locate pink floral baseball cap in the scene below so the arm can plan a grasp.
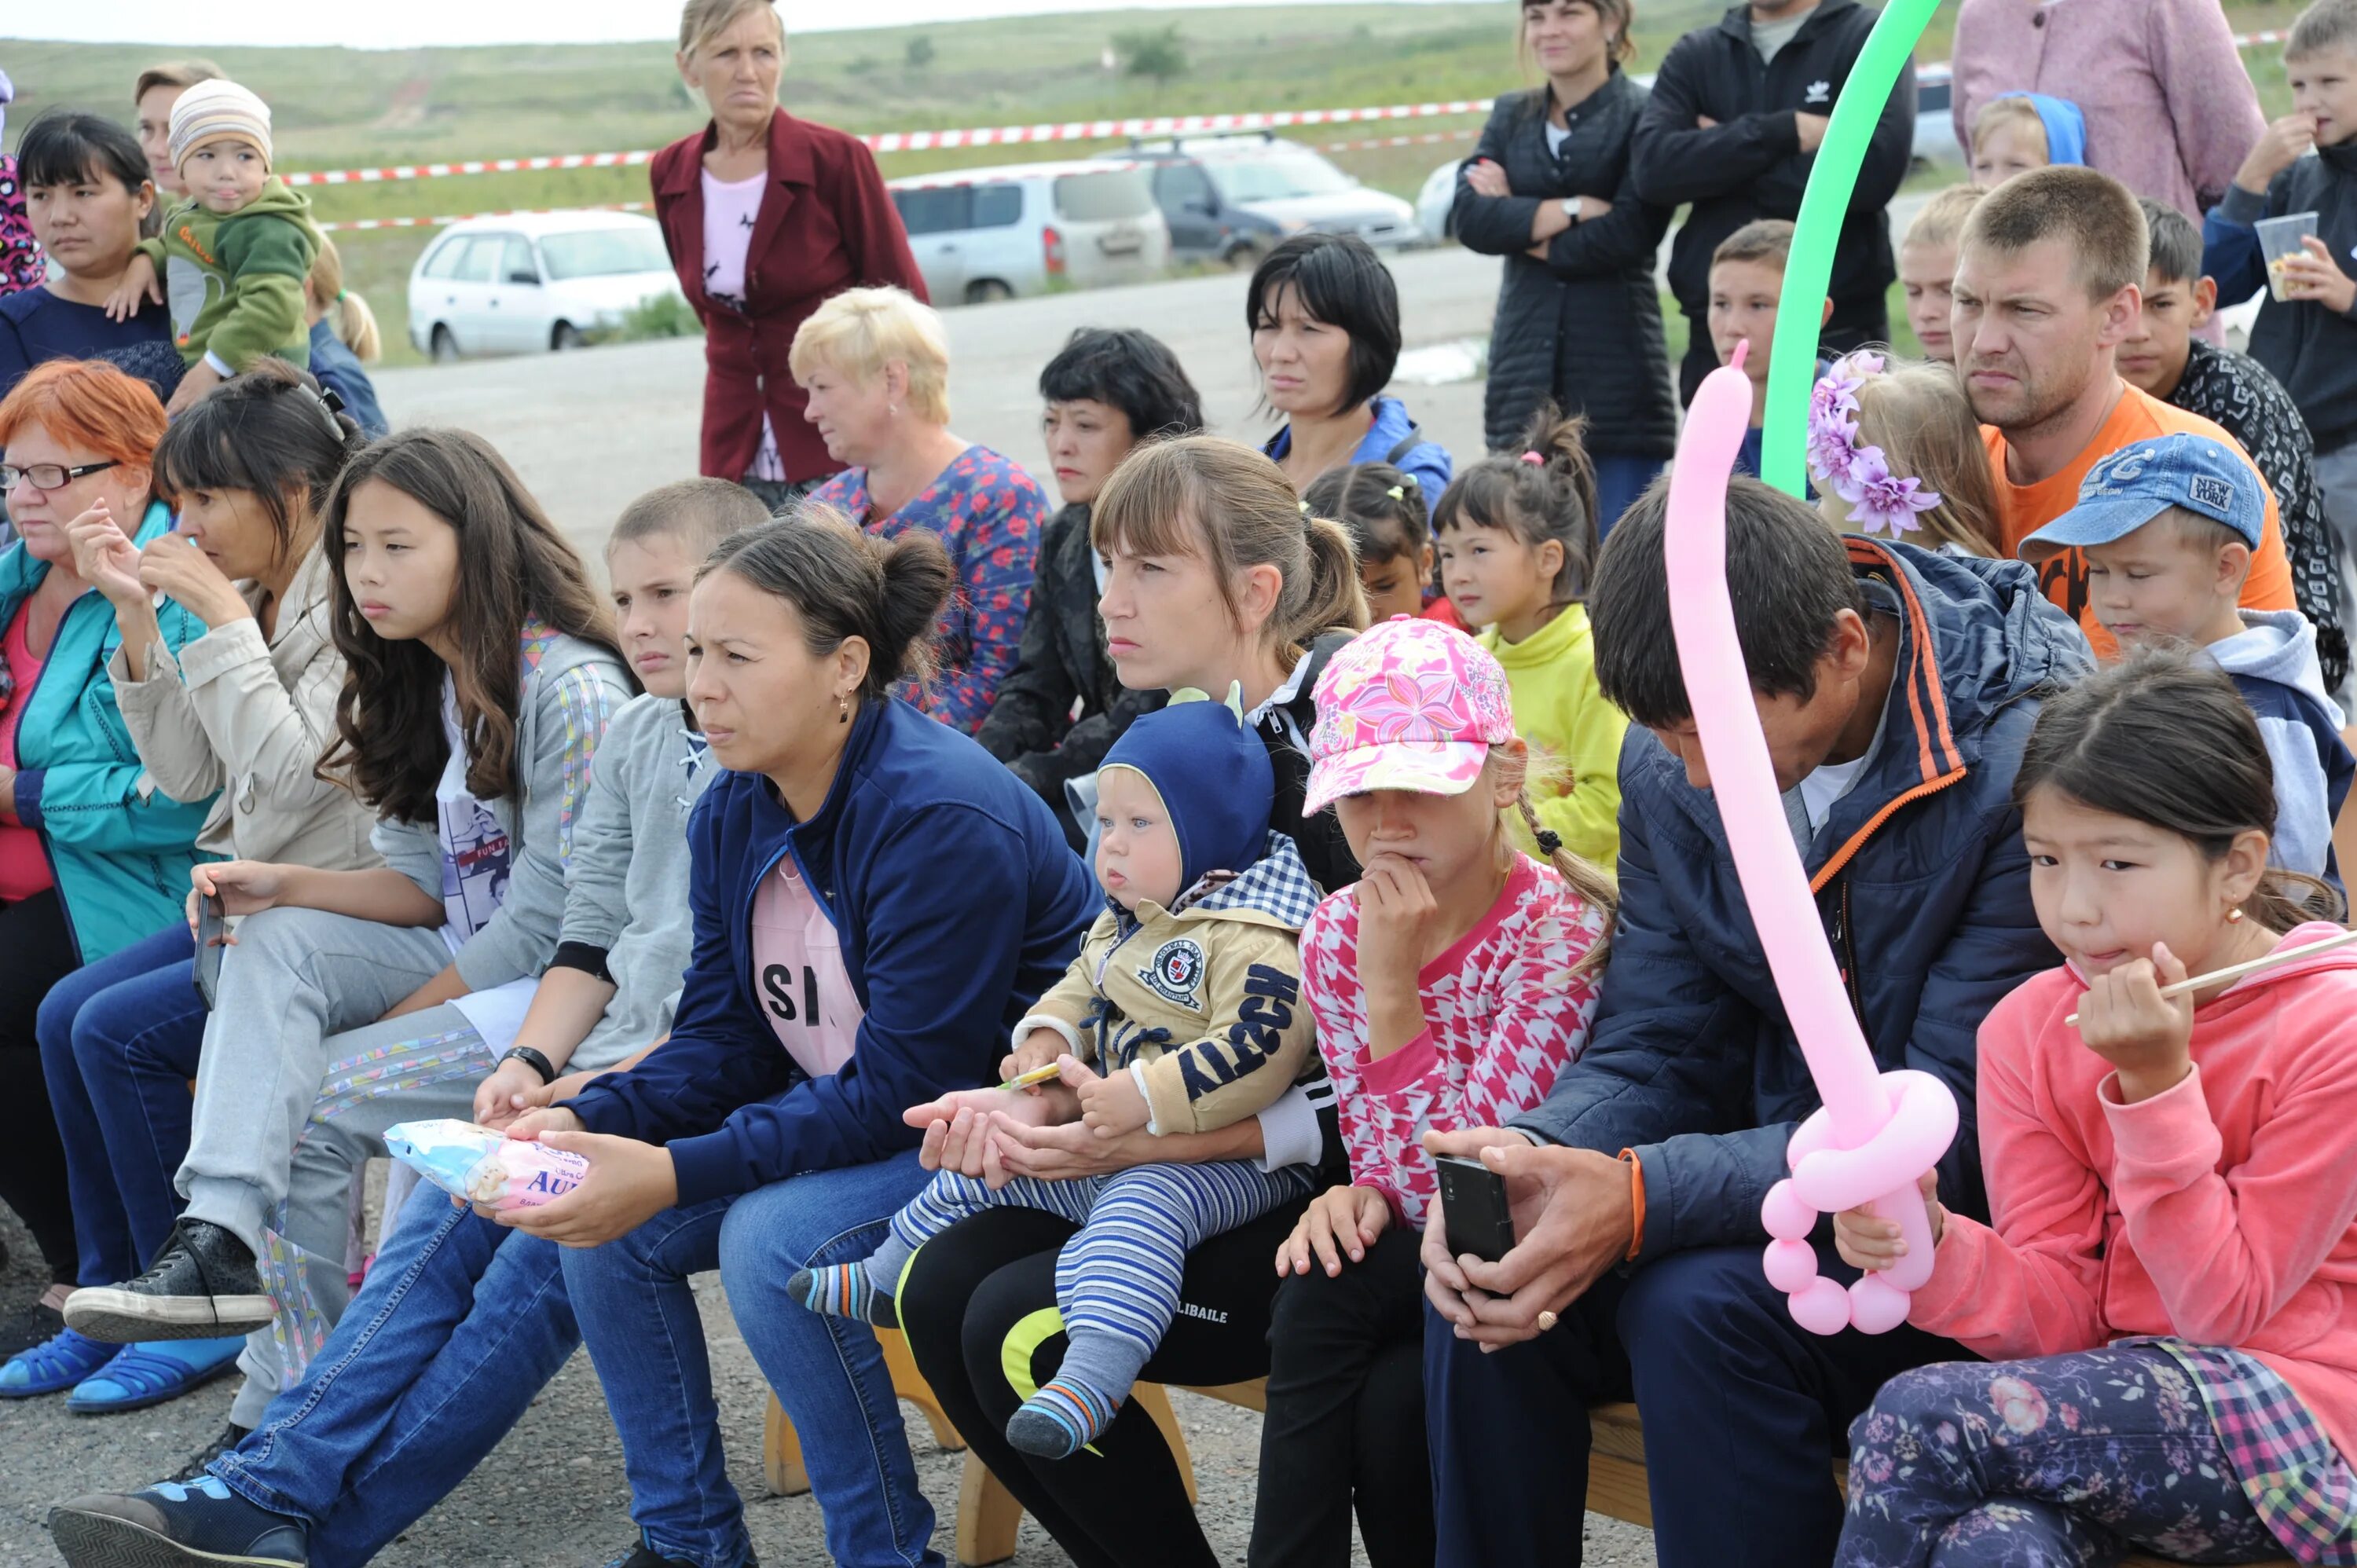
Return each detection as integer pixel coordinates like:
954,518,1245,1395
1303,617,1518,814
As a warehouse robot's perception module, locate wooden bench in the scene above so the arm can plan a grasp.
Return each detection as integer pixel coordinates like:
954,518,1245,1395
765,1361,2288,1568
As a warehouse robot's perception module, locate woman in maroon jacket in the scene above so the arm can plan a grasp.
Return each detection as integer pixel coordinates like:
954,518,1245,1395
654,0,927,509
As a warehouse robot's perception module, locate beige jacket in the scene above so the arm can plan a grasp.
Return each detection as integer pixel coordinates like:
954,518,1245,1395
1015,835,1319,1138
109,545,378,870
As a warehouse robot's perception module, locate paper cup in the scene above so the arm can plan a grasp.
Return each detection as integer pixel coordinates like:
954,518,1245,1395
2259,211,2322,303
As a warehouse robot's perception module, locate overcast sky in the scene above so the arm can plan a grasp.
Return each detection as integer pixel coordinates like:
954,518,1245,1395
31,0,1456,49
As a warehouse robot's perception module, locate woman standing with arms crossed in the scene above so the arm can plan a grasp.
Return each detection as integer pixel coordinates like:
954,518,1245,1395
1456,0,1674,533
653,0,927,511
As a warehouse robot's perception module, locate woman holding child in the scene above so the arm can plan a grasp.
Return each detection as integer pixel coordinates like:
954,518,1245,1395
1453,0,1675,530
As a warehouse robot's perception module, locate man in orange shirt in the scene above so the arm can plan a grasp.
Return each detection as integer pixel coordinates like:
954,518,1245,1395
1956,165,2294,658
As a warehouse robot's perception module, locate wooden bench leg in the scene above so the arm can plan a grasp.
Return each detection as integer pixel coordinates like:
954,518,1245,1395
761,1390,811,1498
882,1323,965,1452
953,1451,1024,1567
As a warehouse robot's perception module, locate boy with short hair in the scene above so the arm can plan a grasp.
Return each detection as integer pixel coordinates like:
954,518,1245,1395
2022,431,2352,880
2205,0,2357,628
104,79,321,416
1897,184,1985,364
2126,196,2348,693
1709,219,1830,482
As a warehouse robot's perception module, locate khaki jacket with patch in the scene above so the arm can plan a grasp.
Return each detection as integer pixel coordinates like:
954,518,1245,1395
1014,842,1317,1137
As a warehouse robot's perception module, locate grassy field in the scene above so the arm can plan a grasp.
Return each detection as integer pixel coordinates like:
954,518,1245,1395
2,0,2311,362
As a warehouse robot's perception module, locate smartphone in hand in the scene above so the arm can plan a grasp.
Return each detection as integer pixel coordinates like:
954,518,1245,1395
193,893,227,1009
1434,1153,1517,1264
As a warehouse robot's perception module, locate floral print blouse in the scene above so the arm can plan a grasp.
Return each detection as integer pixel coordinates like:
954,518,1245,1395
809,445,1047,733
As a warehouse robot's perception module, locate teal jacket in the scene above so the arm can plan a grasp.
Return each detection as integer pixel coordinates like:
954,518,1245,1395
3,500,216,959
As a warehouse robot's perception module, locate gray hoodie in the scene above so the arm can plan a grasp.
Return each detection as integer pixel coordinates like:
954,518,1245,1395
2207,609,2355,884
553,691,717,1070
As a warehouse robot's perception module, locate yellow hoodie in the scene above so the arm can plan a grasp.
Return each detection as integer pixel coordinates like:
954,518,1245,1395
1479,604,1626,867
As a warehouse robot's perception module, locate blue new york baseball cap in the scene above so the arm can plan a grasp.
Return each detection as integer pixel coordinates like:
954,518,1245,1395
2017,432,2264,561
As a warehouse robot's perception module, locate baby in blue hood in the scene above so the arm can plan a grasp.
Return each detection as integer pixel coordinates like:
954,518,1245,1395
1971,91,2088,185
790,689,1324,1459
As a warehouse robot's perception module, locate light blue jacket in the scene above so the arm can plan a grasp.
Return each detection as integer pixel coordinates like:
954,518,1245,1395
3,500,215,959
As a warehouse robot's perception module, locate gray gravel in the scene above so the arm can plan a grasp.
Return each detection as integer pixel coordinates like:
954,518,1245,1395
0,1205,1657,1566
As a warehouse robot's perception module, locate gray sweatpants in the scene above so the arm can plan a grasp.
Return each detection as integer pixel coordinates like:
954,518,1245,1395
174,907,493,1425
2315,443,2357,709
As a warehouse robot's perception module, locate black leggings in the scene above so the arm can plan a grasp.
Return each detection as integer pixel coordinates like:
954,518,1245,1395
0,889,85,1284
1248,1225,1431,1568
898,1195,1312,1568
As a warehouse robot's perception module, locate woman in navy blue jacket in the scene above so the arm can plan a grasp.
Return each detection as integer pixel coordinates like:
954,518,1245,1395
493,511,1095,1568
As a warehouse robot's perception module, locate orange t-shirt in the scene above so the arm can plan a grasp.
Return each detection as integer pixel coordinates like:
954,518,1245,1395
1981,383,2295,660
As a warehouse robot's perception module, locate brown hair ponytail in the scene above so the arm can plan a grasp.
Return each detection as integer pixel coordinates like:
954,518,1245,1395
1495,745,1616,977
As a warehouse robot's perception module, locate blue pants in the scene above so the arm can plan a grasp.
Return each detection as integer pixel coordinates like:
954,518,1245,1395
1838,1347,2286,1567
1424,1241,1959,1568
211,1181,579,1568
560,1149,943,1568
35,921,205,1287
1593,455,1666,541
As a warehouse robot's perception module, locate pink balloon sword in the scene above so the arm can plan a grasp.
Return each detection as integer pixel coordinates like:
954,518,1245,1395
1662,343,1958,1335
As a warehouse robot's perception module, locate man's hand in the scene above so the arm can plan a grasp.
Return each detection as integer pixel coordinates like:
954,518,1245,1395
1278,1184,1392,1277
2236,112,2319,195
2281,234,2357,314
1074,1058,1150,1139
489,1130,678,1247
1422,1130,1635,1350
1420,1126,1541,1324
1794,112,1830,153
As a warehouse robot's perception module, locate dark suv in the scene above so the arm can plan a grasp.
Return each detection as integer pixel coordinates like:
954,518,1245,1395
1104,132,1424,266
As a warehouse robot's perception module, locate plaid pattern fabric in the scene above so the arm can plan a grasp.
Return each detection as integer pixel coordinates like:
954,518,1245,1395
2149,1337,2357,1563
1183,833,1322,929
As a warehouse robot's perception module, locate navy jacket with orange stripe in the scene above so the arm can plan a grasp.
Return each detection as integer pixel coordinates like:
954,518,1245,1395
1512,540,2092,1253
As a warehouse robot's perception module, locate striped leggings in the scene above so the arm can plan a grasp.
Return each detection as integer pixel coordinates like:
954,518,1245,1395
874,1160,1315,1375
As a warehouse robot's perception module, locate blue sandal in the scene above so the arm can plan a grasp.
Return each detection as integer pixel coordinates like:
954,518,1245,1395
67,1336,244,1414
0,1327,116,1398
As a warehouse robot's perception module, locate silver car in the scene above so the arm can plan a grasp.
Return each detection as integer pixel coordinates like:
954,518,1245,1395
888,161,1171,305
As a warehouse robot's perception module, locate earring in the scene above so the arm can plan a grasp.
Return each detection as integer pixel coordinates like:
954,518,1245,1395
836,691,850,724
2227,906,2245,924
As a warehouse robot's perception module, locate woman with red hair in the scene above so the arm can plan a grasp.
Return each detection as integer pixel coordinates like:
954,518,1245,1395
0,359,210,1361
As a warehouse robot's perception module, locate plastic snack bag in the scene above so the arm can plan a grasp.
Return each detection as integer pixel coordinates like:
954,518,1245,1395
384,1119,588,1211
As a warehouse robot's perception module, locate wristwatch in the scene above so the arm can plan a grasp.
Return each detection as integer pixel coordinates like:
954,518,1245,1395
1560,198,1584,225
502,1045,559,1086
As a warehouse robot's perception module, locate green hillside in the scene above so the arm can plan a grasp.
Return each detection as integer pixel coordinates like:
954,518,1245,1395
2,0,2314,362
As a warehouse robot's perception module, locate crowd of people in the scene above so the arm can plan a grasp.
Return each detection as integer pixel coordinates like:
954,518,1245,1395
3,0,2357,1566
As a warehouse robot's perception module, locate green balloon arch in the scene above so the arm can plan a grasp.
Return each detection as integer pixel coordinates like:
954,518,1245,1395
1760,0,1944,498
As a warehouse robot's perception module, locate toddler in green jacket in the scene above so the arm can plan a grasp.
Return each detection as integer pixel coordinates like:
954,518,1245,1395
104,79,319,416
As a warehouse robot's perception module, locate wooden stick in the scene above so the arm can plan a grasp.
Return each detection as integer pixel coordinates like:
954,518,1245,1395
2063,925,2357,1026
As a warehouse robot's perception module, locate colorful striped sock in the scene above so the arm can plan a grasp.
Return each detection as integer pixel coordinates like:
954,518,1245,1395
1005,1376,1122,1460
785,1262,899,1328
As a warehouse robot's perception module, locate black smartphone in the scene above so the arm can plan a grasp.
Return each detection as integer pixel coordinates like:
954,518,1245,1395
193,893,226,1009
1434,1153,1517,1264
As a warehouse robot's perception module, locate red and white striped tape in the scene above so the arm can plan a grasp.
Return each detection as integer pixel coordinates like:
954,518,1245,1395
284,27,2281,194
317,200,651,232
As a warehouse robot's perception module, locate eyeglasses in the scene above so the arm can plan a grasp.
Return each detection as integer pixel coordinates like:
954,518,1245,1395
1,460,119,493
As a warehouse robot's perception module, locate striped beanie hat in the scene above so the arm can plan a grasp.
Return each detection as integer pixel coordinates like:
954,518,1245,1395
169,79,273,170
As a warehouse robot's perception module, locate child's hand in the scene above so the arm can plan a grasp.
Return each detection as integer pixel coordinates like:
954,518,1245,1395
1003,1026,1068,1086
1277,1184,1393,1277
1355,853,1437,988
2072,942,2197,1104
104,254,160,323
1831,1168,1944,1273
164,360,223,419
1073,1059,1150,1139
2280,234,2357,314
2237,112,2319,193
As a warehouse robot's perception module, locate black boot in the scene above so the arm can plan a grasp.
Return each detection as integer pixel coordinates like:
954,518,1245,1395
64,1220,273,1343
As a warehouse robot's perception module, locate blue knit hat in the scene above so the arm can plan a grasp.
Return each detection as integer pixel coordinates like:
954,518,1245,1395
1098,686,1274,895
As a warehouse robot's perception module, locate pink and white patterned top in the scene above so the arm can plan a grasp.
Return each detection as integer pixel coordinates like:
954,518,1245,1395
1301,854,1607,1228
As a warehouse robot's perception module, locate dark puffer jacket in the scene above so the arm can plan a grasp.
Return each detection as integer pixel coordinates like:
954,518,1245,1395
974,502,1165,848
1512,540,2094,1249
1454,72,1677,460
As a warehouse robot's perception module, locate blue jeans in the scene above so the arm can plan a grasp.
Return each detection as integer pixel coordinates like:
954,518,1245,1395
211,1181,578,1568
560,1149,943,1568
36,921,204,1286
1593,455,1666,541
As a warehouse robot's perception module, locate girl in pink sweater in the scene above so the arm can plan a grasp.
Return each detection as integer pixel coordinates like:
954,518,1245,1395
1247,617,1613,1568
1835,650,2357,1566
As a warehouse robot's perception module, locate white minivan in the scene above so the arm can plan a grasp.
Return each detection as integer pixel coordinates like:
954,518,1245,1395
407,210,683,361
888,161,1171,305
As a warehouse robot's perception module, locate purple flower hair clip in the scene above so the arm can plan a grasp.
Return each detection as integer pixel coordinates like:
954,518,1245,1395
1804,352,1941,538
